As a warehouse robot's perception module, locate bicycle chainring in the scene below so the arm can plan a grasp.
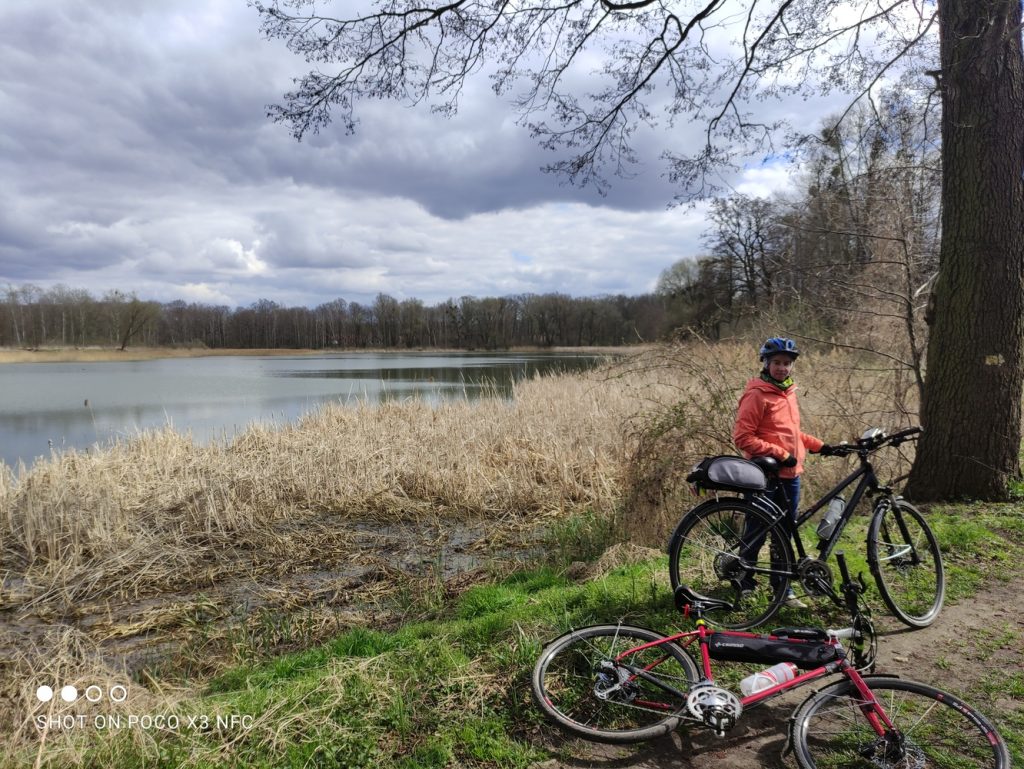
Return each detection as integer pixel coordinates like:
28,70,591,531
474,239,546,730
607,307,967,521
797,558,834,596
686,683,743,736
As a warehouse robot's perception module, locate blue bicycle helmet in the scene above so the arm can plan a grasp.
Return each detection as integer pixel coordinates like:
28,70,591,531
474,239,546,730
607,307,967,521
759,337,800,361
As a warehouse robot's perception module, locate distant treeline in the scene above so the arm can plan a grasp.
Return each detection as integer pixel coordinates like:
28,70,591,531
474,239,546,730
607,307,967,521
0,287,670,350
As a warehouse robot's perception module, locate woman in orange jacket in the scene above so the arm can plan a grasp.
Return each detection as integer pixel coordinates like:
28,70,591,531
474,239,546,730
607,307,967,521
733,337,835,608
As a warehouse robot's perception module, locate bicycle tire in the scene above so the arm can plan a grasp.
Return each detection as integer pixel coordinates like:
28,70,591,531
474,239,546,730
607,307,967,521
790,675,1010,769
667,498,793,630
531,624,700,743
868,497,944,628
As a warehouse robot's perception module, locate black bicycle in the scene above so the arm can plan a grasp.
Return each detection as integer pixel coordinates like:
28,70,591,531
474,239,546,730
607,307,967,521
667,426,944,630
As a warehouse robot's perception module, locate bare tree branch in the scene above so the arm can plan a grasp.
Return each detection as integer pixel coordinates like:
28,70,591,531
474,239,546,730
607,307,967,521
254,0,933,194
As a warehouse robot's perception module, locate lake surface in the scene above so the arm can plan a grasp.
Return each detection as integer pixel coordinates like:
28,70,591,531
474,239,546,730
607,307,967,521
0,351,608,470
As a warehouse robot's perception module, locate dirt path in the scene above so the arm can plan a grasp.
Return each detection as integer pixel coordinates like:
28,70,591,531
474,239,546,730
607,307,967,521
532,576,1024,769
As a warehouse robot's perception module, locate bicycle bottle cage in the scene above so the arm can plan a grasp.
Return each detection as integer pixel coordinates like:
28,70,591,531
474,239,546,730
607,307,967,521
687,456,768,492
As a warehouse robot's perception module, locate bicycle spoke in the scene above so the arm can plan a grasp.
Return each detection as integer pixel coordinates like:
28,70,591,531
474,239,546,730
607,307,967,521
669,501,791,629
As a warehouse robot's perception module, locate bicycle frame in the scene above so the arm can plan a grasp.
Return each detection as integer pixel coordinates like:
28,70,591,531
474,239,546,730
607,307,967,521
750,455,885,564
612,621,897,735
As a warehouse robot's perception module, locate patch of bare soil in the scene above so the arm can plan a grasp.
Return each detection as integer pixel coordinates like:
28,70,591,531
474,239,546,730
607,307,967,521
531,577,1024,769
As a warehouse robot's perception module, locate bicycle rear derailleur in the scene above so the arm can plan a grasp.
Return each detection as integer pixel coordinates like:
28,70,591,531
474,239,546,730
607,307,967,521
593,661,638,703
686,683,743,737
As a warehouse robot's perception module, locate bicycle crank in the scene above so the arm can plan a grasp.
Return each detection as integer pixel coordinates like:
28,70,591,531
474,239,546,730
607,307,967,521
797,558,834,597
686,683,742,737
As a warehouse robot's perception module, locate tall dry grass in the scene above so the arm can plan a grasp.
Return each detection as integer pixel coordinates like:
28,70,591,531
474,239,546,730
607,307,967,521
0,368,652,612
620,340,921,542
1,364,661,752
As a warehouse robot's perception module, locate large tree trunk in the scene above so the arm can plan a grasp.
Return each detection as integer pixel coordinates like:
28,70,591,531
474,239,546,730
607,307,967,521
906,0,1024,501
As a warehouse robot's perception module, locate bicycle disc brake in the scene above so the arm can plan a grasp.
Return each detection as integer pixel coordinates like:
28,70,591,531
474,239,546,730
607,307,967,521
686,683,742,737
797,558,833,596
859,732,926,769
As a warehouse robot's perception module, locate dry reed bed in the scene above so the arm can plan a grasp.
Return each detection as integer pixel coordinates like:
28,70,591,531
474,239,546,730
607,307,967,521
0,364,659,754
0,368,650,611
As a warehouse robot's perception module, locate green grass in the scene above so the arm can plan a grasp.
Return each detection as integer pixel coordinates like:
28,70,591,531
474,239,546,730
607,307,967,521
543,507,621,567
20,507,1024,768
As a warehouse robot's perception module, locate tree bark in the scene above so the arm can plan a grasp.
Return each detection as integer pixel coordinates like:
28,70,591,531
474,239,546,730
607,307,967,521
906,0,1024,500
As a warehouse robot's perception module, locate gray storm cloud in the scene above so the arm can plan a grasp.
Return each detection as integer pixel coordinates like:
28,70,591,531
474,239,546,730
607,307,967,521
1,0,822,308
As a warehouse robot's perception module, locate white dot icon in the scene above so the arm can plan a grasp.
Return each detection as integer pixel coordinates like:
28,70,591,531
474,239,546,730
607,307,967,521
60,685,78,703
36,685,54,702
85,685,103,703
110,684,128,703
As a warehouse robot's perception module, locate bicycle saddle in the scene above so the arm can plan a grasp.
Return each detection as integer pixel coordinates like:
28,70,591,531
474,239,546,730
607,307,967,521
674,585,735,615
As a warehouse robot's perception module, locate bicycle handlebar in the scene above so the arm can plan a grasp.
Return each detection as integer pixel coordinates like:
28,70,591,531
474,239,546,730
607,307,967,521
826,626,857,640
886,426,923,445
829,425,922,456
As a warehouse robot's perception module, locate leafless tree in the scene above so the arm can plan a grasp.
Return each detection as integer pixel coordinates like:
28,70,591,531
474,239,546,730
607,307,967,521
253,0,1023,500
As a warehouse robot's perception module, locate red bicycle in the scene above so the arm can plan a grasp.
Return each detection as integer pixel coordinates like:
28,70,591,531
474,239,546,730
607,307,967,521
532,554,1008,768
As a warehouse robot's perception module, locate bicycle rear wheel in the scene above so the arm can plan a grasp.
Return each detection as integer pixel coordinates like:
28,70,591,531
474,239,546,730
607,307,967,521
790,676,1009,769
532,624,699,743
667,499,793,630
868,498,944,628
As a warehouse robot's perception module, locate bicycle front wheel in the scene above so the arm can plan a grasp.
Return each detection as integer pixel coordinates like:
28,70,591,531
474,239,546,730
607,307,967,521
868,498,944,627
532,624,699,743
790,676,1009,769
667,499,793,630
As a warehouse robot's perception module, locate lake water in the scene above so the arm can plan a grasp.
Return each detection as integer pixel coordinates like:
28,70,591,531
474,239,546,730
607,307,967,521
0,351,608,470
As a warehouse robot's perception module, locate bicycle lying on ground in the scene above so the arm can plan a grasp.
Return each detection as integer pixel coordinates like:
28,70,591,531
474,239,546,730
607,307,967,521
532,553,1008,768
667,426,944,630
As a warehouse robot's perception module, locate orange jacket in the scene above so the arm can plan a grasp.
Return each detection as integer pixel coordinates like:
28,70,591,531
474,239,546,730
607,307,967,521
733,377,823,478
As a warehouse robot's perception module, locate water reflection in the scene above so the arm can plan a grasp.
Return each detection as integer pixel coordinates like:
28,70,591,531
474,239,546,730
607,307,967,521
0,352,607,469
272,356,597,386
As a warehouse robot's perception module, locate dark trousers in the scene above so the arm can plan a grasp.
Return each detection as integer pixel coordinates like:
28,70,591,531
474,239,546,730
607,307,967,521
739,477,800,591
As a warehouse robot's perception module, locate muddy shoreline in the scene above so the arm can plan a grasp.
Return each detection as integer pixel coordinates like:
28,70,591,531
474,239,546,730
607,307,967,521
0,514,539,683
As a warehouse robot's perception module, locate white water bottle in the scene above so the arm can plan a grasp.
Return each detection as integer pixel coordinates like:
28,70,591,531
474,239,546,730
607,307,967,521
739,662,798,696
816,496,846,540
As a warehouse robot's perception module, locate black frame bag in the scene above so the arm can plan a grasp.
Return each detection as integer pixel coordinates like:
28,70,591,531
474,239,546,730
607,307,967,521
707,632,841,670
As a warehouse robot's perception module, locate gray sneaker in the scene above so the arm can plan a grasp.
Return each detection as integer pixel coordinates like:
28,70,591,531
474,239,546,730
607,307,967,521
784,590,808,609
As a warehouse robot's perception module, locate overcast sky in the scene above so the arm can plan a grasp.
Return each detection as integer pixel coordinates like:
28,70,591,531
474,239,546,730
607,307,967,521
0,0,857,309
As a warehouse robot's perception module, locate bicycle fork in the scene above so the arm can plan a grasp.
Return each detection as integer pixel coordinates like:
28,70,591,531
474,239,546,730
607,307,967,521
878,498,923,567
846,668,911,762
